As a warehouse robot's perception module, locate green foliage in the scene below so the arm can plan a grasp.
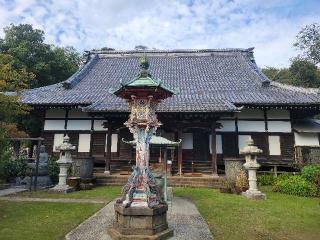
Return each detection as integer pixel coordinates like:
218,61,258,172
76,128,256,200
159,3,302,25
289,58,320,88
48,156,59,184
262,23,320,89
275,173,291,182
0,24,81,88
294,23,320,64
262,67,294,85
257,174,275,186
301,164,320,186
1,156,28,181
273,175,318,197
0,129,11,180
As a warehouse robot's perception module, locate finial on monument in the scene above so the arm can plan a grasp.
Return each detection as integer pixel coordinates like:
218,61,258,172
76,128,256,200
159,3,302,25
139,56,150,77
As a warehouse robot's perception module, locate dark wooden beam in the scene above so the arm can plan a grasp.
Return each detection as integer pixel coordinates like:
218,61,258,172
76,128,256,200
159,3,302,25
105,124,112,174
211,122,218,176
177,127,183,176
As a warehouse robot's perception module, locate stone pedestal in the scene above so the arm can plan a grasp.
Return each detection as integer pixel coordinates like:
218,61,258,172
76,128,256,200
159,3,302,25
49,184,74,193
107,204,173,240
242,189,266,200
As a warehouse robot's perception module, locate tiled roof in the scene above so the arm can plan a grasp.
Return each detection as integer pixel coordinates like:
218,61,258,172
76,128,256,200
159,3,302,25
21,48,320,112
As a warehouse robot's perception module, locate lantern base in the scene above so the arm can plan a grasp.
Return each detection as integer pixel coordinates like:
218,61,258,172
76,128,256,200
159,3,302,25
107,203,173,240
242,190,266,200
49,184,75,193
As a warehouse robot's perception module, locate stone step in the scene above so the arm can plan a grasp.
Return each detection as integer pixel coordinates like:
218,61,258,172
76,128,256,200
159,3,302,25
94,175,225,188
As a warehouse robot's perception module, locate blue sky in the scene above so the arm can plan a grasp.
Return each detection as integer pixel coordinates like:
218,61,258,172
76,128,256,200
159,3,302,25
0,0,319,67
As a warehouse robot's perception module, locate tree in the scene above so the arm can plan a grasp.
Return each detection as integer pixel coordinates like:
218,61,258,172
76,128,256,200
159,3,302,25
294,23,320,65
262,67,294,85
0,24,81,88
289,58,320,88
0,52,30,138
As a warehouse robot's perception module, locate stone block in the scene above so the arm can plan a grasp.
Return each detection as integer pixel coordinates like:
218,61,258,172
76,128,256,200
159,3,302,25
49,184,74,193
242,190,266,200
108,204,172,239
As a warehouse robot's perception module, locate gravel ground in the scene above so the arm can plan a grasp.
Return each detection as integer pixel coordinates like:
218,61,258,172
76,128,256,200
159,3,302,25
66,197,213,240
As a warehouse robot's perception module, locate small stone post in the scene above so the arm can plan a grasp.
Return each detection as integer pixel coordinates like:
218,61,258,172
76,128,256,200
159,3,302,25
50,135,75,193
240,137,266,200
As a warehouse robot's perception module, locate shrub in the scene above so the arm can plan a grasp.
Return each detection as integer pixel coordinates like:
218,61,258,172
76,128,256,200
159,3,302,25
48,156,59,183
301,164,320,183
276,173,291,181
273,175,318,197
258,174,275,186
1,157,28,182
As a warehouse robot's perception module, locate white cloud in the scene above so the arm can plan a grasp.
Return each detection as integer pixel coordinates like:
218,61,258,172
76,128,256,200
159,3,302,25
0,0,319,67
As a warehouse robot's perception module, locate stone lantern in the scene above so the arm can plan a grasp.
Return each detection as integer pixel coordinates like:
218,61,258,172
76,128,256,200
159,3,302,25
240,137,266,200
107,57,178,239
50,135,76,193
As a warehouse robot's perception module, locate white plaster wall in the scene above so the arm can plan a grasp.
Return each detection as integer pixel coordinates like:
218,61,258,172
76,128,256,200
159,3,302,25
294,132,319,146
45,109,65,118
106,134,119,152
268,121,291,133
217,120,235,132
209,134,223,154
268,136,281,155
238,135,251,153
53,134,64,152
68,109,90,118
94,120,106,131
182,133,193,149
267,109,290,119
44,120,65,130
237,109,264,119
67,120,91,130
78,134,91,152
238,121,265,132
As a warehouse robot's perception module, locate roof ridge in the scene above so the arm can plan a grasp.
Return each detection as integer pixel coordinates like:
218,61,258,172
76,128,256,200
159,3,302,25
271,81,320,94
86,48,254,55
62,54,99,89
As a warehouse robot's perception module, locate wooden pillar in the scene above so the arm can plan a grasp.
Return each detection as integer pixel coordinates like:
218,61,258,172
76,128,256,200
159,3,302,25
89,117,94,157
105,124,112,175
211,122,218,176
177,128,183,176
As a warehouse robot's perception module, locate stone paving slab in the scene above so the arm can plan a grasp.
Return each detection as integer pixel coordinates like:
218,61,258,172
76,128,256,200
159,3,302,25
0,196,105,204
0,187,27,197
66,197,213,240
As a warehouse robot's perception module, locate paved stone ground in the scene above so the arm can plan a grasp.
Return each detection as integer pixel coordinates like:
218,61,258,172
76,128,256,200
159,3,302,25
0,187,27,197
66,197,213,240
0,196,105,204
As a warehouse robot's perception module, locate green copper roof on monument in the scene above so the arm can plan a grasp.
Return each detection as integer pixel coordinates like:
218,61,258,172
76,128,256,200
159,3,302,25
109,56,179,95
123,135,181,146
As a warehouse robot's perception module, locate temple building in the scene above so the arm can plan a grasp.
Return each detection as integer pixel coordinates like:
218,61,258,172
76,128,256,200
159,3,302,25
21,49,320,175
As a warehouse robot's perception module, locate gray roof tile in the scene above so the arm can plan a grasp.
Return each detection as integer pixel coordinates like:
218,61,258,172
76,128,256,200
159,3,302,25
21,49,320,112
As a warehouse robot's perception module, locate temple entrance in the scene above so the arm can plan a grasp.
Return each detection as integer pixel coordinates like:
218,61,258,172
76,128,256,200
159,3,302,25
192,129,211,174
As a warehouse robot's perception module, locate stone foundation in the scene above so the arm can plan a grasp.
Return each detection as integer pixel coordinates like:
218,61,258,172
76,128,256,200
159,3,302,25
49,184,74,193
242,190,266,200
107,203,173,240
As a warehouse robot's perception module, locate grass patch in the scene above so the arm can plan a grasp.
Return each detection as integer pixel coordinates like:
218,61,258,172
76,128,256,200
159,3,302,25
174,186,320,240
13,186,121,201
0,201,102,240
0,186,122,240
